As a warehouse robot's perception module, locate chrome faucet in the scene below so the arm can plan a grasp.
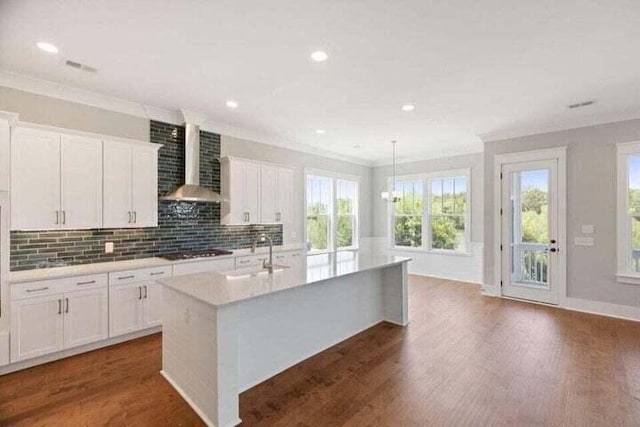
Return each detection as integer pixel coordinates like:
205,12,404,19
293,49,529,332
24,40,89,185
252,233,274,273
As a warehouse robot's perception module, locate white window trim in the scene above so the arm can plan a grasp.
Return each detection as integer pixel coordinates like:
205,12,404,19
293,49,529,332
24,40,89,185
387,168,472,256
616,141,640,285
304,168,360,254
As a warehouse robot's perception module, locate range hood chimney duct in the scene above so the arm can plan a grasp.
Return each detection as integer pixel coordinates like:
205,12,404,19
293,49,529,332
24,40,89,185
161,118,227,203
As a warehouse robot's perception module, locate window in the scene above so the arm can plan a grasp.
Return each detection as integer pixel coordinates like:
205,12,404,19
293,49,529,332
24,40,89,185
390,170,470,253
616,143,640,283
306,171,359,252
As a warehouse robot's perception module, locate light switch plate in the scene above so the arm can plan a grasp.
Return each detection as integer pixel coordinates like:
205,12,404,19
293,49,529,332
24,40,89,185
574,236,594,246
581,225,595,234
105,242,114,253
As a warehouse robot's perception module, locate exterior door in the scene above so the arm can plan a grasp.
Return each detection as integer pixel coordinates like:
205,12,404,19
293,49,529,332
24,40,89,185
501,159,560,304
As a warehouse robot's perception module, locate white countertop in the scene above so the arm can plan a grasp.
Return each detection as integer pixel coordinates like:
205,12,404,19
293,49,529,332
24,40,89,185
157,253,411,307
8,243,305,284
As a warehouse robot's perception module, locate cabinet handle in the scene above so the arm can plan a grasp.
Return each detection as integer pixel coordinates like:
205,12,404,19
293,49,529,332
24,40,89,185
128,211,132,224
58,299,62,315
76,280,96,286
26,286,49,293
133,211,137,223
65,298,69,313
118,275,135,280
62,210,66,225
144,285,148,299
150,271,165,276
55,211,59,225
138,286,142,300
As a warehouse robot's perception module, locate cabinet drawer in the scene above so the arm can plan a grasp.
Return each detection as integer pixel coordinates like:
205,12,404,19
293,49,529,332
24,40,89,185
12,273,107,301
236,254,268,268
108,266,172,285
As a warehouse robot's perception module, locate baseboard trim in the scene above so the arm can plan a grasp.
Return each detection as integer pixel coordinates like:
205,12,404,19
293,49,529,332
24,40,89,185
0,326,161,376
160,370,241,427
411,273,482,286
480,284,640,322
564,297,640,323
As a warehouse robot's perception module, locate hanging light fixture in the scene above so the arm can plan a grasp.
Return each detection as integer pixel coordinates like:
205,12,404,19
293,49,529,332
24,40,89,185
381,140,401,203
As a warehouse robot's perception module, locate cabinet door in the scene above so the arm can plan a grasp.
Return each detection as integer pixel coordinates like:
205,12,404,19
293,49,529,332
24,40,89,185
63,287,109,349
277,167,294,227
60,135,103,229
142,282,162,328
11,128,61,230
103,141,133,228
227,159,247,224
109,283,143,337
260,164,278,223
131,146,158,227
0,120,10,192
10,294,64,362
245,160,261,223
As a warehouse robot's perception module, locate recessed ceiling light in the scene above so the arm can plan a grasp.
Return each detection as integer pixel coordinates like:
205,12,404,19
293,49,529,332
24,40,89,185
315,129,326,134
36,42,58,54
310,51,328,62
226,100,239,109
352,145,360,149
401,104,415,112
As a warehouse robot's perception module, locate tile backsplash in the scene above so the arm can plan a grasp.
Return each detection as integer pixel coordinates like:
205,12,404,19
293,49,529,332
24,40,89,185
10,120,282,271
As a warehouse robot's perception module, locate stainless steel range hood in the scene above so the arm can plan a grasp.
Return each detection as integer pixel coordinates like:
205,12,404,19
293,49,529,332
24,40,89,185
161,122,227,203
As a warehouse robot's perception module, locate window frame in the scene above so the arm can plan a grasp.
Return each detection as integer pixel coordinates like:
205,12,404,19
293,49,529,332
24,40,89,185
388,169,471,255
305,168,360,254
616,142,640,284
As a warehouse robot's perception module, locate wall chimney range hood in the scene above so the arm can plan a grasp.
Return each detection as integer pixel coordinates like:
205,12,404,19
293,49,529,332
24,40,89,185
161,111,227,203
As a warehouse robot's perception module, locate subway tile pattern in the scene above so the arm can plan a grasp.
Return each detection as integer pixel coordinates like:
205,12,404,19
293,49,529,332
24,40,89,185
10,120,282,271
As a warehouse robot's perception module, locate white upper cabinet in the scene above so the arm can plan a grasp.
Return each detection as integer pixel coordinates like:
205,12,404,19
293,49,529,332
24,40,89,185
131,145,159,227
60,135,103,229
11,125,158,231
103,140,159,228
222,157,294,226
11,127,61,230
222,157,261,224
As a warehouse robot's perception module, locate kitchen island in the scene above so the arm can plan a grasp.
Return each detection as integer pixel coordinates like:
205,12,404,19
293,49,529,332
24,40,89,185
157,252,410,427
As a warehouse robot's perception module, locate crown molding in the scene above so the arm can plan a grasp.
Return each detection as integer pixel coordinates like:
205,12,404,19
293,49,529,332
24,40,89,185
0,68,373,167
479,110,640,143
371,145,483,167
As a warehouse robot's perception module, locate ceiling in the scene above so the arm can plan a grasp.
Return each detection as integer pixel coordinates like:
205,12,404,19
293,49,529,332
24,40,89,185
1,0,640,165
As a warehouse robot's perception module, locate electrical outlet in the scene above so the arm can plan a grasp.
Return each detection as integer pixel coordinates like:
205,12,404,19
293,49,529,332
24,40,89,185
105,242,114,253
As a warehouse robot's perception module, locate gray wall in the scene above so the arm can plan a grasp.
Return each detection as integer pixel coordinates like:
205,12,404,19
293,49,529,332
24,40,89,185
0,86,149,141
484,119,640,308
222,135,373,245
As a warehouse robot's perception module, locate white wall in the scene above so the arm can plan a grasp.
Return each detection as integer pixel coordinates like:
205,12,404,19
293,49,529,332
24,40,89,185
484,119,640,309
371,152,484,283
221,135,373,245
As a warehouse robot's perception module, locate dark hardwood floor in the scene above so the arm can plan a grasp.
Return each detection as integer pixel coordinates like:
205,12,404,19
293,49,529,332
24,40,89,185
1,276,639,426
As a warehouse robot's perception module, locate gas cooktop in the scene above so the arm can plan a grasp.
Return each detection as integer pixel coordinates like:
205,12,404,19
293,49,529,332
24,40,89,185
160,249,233,261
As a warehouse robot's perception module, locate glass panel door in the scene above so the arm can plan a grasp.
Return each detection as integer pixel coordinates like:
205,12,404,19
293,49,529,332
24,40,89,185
501,159,559,304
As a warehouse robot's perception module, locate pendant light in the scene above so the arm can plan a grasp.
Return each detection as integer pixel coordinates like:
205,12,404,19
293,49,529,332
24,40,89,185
381,140,401,203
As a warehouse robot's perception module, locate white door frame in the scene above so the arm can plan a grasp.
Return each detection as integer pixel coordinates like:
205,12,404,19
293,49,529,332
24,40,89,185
493,147,567,305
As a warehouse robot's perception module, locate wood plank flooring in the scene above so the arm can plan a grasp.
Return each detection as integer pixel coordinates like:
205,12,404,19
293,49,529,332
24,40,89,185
1,275,639,426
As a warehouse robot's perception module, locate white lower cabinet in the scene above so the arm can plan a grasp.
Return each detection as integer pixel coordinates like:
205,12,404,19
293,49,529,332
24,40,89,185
108,266,171,337
10,280,108,362
63,287,109,349
11,294,64,362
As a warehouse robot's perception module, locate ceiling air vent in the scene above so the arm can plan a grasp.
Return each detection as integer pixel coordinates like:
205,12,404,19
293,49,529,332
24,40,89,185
65,59,97,73
568,100,596,109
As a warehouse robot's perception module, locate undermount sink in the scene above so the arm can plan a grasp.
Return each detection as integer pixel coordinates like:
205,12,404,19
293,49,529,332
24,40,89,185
223,264,289,278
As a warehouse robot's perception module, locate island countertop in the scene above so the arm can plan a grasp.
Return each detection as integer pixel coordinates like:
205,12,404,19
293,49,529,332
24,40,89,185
157,253,411,307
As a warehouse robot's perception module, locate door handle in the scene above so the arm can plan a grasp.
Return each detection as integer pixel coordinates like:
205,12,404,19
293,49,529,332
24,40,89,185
549,248,558,253
550,239,557,244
